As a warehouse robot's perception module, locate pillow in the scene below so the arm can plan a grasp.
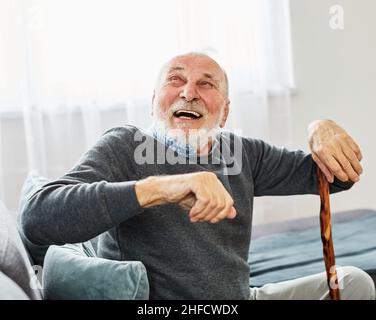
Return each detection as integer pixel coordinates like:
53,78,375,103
43,241,149,300
0,271,29,300
0,200,42,300
18,171,100,265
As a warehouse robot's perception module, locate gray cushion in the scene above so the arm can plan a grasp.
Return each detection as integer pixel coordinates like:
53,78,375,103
0,271,29,300
19,171,100,264
43,241,149,300
0,200,42,300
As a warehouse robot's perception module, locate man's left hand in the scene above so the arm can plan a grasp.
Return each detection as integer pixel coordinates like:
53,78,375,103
308,120,363,183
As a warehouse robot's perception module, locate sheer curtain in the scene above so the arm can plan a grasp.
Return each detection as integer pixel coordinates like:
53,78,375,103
0,0,294,219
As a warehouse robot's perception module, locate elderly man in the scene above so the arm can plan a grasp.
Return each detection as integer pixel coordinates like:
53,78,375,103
22,53,375,300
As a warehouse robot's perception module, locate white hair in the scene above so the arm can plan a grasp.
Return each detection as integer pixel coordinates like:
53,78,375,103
154,52,229,100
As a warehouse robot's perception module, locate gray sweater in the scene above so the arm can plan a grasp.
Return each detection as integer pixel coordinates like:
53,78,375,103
21,125,353,299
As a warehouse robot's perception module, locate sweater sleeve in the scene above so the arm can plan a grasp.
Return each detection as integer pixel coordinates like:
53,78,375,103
21,129,143,245
245,138,354,197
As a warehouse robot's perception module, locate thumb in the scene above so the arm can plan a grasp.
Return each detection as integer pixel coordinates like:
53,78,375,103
227,206,237,219
312,153,334,183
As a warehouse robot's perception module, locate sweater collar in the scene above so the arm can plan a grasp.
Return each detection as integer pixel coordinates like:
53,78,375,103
150,126,197,157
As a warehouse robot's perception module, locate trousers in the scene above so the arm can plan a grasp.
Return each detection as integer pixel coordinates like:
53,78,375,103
249,266,375,300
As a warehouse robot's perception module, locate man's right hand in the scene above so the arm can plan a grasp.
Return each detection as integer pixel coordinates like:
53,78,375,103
135,172,237,224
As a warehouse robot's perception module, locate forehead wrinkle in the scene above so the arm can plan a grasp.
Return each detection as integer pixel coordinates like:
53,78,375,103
167,67,219,82
167,66,184,73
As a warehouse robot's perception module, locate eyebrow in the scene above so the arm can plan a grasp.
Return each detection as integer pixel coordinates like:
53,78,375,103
202,72,214,80
167,66,184,73
167,67,218,82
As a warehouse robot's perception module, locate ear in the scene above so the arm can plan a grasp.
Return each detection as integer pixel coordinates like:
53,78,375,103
219,100,230,128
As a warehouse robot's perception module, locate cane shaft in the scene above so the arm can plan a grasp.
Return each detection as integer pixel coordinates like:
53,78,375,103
317,168,340,300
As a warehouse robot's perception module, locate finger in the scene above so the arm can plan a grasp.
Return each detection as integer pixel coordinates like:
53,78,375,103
206,187,235,223
195,190,232,223
340,140,363,175
210,196,235,223
190,184,226,221
192,199,220,222
227,206,237,219
210,204,232,223
319,151,349,182
333,152,359,182
189,194,211,218
202,197,225,222
312,153,334,183
212,206,237,222
190,196,217,222
345,136,363,161
189,185,215,218
189,199,208,221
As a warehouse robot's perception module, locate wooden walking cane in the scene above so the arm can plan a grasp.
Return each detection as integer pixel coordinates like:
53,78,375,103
317,167,341,300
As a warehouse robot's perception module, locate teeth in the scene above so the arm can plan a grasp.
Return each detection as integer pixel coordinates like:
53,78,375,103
175,110,201,117
189,111,201,117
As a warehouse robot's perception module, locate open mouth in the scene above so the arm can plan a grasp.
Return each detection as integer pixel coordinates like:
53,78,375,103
173,109,203,120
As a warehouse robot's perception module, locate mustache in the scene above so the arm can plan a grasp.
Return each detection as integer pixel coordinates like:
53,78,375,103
168,100,208,117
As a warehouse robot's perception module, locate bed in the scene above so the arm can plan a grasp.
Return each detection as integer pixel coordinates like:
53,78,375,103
248,209,376,288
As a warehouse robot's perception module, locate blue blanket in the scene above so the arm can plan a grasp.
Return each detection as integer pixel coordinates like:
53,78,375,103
249,210,376,287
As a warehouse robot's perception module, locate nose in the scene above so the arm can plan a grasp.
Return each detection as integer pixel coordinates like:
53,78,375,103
179,82,199,102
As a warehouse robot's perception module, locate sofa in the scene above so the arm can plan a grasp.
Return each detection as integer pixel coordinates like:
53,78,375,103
1,171,375,299
0,171,149,300
0,200,42,300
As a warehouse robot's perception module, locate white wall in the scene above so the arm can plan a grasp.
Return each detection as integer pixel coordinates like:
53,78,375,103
2,0,376,223
0,107,133,210
264,0,376,223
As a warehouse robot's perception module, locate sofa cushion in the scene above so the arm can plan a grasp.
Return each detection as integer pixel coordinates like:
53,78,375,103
0,271,29,300
0,200,42,300
43,241,149,300
19,171,100,265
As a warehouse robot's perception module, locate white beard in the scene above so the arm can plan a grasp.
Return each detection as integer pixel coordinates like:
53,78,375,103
151,101,224,153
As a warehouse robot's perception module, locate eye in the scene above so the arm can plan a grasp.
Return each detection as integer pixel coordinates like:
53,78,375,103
168,75,184,86
199,81,214,88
